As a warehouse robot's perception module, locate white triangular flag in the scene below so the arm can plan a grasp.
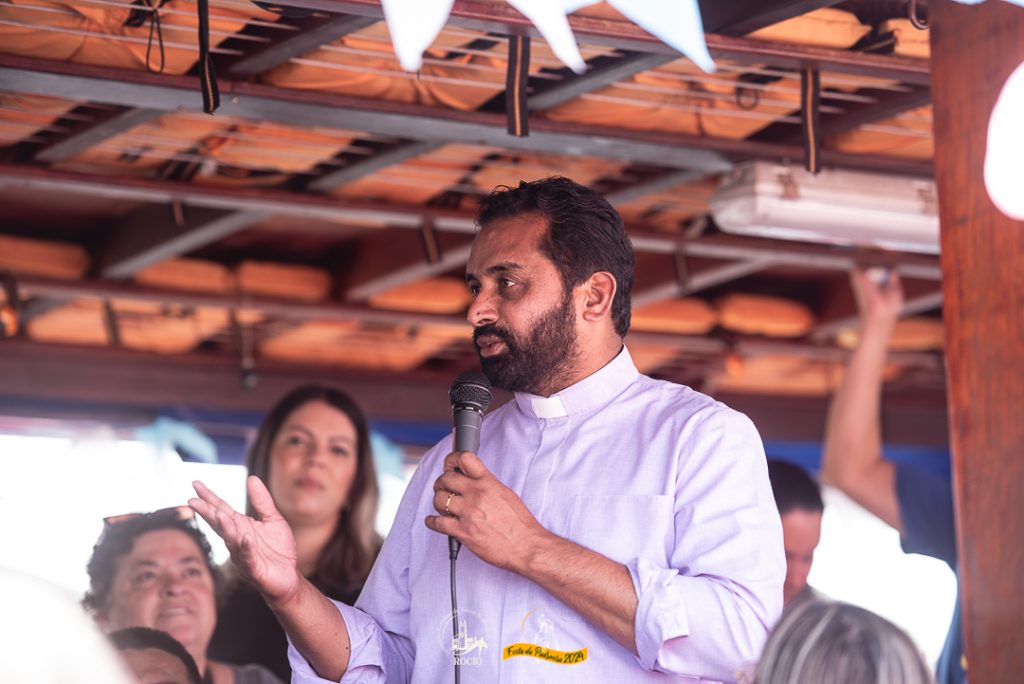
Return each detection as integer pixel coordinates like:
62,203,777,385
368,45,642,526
381,0,454,72
508,0,590,74
609,0,715,72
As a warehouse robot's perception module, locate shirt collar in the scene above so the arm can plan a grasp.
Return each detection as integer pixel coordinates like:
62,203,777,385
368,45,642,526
513,346,639,419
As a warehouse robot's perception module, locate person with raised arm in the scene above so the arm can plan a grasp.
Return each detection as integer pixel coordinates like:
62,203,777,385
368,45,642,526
821,268,965,684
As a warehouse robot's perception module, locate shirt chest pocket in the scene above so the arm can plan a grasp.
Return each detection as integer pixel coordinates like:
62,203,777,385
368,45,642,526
567,495,674,566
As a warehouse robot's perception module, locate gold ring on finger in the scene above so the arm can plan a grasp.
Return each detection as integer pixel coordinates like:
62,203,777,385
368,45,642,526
444,492,455,516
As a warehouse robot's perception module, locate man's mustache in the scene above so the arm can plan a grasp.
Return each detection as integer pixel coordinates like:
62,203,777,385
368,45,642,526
473,323,514,349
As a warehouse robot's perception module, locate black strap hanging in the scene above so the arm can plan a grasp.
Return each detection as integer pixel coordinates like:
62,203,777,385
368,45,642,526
197,0,220,114
505,35,530,137
800,67,821,175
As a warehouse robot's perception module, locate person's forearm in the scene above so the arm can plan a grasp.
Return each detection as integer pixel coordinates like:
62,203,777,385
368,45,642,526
268,576,352,681
513,531,638,654
822,317,893,484
822,312,903,529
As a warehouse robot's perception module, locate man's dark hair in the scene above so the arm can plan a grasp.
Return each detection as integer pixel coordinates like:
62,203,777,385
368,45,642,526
476,177,635,337
82,512,221,615
767,459,824,515
110,626,204,684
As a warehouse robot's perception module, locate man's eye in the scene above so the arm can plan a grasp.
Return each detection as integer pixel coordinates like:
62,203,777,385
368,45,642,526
499,278,516,288
467,284,480,296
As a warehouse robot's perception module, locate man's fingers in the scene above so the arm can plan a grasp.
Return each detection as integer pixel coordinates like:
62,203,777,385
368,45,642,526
443,450,490,479
442,451,463,473
188,497,217,529
433,489,461,517
246,475,280,521
214,507,242,542
432,469,468,494
192,480,231,510
455,450,489,479
425,514,459,537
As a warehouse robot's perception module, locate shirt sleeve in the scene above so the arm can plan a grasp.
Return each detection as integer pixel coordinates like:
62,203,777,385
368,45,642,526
287,602,389,684
627,406,785,681
895,463,958,569
289,439,450,684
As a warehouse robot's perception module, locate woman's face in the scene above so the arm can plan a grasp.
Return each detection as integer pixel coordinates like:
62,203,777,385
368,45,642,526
267,399,360,529
98,529,217,662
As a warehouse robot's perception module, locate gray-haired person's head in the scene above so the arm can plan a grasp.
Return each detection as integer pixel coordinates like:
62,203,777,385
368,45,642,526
755,599,934,684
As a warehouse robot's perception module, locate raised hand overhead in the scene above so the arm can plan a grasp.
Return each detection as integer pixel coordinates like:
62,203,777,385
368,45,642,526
851,268,904,326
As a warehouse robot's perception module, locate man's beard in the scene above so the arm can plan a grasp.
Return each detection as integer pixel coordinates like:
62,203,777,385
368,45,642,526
473,292,580,395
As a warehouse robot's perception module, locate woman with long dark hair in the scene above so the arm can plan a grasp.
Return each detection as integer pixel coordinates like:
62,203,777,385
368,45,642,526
208,385,381,681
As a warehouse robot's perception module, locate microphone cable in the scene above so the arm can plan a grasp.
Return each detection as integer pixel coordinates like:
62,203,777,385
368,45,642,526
450,538,461,684
446,371,491,684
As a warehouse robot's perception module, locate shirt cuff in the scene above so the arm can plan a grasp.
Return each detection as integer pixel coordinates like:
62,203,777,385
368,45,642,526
627,557,691,670
287,601,385,684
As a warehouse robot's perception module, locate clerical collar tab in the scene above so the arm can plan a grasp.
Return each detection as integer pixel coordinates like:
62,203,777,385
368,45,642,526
531,395,567,419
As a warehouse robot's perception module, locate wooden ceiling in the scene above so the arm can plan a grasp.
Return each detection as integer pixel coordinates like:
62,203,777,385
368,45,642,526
0,0,950,433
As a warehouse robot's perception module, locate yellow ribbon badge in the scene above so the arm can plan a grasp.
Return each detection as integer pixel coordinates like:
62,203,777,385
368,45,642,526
502,643,587,665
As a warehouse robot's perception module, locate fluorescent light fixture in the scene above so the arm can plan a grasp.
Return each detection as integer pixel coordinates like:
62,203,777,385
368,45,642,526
709,162,940,254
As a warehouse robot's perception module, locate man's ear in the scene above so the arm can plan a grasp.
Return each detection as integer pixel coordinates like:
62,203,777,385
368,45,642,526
579,271,617,323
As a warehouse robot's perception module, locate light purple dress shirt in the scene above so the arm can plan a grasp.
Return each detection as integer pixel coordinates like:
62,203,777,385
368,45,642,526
290,346,784,683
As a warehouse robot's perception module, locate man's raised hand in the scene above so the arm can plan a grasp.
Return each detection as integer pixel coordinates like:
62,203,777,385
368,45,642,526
190,476,301,604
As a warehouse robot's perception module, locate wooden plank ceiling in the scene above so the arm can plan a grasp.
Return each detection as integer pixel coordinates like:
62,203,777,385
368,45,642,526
0,0,949,420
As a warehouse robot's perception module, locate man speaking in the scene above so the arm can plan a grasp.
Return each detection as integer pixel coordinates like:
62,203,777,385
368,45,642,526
191,177,783,683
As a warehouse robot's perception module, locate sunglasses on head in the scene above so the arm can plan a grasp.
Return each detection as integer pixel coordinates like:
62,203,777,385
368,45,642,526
103,505,196,528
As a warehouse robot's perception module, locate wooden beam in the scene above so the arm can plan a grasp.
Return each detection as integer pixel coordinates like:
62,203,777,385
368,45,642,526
929,2,1024,681
719,389,949,446
347,243,474,301
33,15,377,165
631,257,778,308
0,337,457,422
526,52,676,111
95,138,439,277
604,170,714,206
818,86,932,139
279,0,932,85
0,338,948,443
226,14,378,78
304,140,441,193
698,0,844,36
0,54,936,177
0,162,461,228
33,107,161,164
14,274,950,370
630,233,944,281
751,86,932,145
0,165,944,277
337,226,475,301
0,55,731,173
97,205,270,279
811,288,944,340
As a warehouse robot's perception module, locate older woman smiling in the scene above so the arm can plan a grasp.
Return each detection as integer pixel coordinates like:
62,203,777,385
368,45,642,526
83,507,282,684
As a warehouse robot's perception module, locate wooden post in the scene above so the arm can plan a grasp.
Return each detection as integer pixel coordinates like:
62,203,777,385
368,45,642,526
929,2,1024,681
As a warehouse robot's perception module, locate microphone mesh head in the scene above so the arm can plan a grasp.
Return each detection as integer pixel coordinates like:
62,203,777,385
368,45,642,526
449,371,492,412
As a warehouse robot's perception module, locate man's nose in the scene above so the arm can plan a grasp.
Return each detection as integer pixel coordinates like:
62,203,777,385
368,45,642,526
467,289,497,327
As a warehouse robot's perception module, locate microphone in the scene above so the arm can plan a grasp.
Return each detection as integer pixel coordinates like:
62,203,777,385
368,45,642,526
448,371,492,558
